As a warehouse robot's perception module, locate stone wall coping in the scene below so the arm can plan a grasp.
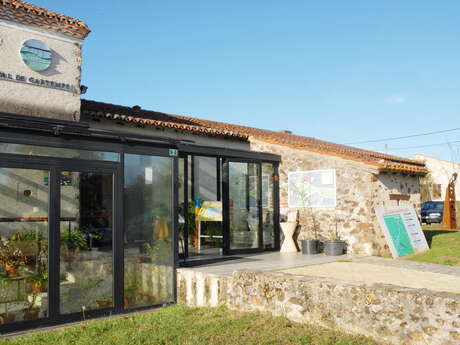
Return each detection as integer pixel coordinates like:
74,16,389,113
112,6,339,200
177,267,230,280
232,269,460,300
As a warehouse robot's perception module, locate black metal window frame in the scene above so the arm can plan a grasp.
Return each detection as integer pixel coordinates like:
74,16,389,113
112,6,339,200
0,113,280,331
0,130,178,334
178,152,280,263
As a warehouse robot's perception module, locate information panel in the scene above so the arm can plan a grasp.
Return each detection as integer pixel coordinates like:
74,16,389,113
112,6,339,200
375,206,429,258
195,201,223,222
288,169,336,208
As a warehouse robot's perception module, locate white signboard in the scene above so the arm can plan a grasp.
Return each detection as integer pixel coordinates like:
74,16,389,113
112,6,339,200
288,169,336,208
375,206,429,258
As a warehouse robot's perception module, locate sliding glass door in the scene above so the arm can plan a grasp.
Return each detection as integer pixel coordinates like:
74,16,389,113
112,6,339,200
222,160,279,255
59,170,114,314
223,160,262,254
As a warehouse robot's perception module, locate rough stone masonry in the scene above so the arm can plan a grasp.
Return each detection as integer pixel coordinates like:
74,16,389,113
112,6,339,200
250,139,421,257
177,268,460,345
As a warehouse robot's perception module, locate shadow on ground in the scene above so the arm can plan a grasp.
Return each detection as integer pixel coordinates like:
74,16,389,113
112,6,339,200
423,230,459,248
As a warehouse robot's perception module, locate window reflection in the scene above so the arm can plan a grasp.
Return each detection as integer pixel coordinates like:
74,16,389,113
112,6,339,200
0,168,49,324
124,154,174,308
59,172,114,314
262,163,275,249
0,143,119,161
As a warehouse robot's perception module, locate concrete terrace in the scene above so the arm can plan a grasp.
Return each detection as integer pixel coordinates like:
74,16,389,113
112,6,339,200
179,252,347,276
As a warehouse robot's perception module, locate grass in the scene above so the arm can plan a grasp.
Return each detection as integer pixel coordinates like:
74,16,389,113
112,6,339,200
408,229,460,266
0,306,383,345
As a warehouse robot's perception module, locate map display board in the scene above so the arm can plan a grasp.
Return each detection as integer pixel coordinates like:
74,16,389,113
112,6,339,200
288,170,336,208
375,206,429,258
195,201,223,222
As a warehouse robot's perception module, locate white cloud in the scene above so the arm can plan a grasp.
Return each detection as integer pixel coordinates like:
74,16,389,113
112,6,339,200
385,94,407,104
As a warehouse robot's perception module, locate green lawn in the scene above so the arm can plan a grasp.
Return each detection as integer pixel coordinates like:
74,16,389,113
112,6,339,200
0,306,382,345
408,229,460,266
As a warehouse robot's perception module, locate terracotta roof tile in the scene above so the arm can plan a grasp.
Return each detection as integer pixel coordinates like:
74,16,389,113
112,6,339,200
81,99,428,175
0,0,90,39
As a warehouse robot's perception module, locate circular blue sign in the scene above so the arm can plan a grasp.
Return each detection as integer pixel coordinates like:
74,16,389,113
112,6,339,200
20,39,52,72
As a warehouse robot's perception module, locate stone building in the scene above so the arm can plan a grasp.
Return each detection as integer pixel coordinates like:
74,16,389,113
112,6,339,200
0,0,429,332
82,100,428,256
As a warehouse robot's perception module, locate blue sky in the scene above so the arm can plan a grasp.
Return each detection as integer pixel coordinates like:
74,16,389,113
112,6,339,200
34,1,460,161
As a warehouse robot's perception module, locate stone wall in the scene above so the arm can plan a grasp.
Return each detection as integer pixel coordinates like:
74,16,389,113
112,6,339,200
177,268,460,345
250,139,421,256
177,269,231,307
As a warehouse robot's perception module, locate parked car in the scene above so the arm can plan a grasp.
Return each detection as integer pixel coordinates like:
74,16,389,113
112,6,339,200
421,201,444,224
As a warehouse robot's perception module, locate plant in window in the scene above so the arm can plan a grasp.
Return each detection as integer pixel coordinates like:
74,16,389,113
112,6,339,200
143,240,171,264
0,276,15,324
178,203,196,253
0,240,25,278
28,271,48,293
60,228,87,263
81,226,103,251
22,290,40,320
124,270,140,308
9,228,43,264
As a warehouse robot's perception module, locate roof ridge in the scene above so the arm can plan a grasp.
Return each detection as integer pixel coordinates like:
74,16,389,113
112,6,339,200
81,99,427,170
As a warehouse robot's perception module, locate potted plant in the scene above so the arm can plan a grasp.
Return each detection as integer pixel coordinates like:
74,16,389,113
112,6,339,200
28,271,48,293
323,217,346,256
22,291,40,320
9,228,44,264
60,228,87,263
300,207,320,255
0,276,15,324
0,240,25,278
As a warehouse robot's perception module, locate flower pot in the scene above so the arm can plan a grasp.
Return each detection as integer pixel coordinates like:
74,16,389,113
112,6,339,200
31,282,46,293
0,312,15,324
4,265,18,278
323,240,346,256
23,307,40,320
301,240,320,255
96,298,112,309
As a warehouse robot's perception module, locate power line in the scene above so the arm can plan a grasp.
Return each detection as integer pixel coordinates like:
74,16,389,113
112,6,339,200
388,140,460,150
344,127,460,145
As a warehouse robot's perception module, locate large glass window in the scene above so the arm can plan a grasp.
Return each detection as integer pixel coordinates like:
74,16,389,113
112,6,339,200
59,171,114,314
228,162,260,250
189,156,222,257
0,168,49,324
124,154,174,309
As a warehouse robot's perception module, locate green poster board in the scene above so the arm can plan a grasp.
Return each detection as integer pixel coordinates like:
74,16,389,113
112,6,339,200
383,214,413,257
375,206,429,258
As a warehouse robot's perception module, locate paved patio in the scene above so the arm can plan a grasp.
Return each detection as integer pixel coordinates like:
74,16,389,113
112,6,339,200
182,252,348,276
